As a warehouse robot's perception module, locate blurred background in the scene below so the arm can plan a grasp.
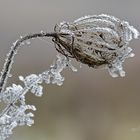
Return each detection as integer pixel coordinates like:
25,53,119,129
0,0,140,140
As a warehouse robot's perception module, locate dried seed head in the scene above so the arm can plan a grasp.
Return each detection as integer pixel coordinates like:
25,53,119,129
54,14,139,77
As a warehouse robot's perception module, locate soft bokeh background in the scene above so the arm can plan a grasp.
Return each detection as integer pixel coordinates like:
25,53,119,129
0,0,140,140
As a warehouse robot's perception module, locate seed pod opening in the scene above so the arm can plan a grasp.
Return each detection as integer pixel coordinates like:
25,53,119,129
54,14,139,77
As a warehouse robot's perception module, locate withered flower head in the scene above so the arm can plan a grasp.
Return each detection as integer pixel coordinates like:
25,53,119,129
54,14,139,77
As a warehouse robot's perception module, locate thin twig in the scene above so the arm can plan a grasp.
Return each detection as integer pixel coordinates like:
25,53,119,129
0,32,60,94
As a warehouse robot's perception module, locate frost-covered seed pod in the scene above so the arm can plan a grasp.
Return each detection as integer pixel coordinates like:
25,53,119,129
54,14,139,77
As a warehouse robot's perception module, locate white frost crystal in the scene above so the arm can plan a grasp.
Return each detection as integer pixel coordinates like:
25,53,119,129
55,14,139,77
41,54,77,86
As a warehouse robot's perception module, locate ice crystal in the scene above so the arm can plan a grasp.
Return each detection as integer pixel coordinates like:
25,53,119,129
41,54,77,86
2,84,23,104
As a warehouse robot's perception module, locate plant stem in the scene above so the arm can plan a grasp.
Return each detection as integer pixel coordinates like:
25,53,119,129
0,32,59,94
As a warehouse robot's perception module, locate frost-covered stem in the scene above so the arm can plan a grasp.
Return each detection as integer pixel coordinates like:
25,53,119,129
0,54,77,139
0,87,29,118
0,32,62,94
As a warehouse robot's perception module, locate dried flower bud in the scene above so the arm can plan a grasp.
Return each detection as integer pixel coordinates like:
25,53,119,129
54,14,139,77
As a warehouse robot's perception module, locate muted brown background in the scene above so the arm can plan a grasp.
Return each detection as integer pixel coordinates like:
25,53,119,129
0,0,140,140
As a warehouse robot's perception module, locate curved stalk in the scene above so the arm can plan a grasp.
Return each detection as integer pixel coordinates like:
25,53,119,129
0,32,59,94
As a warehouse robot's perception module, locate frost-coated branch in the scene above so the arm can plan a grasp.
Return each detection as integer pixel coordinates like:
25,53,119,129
0,54,77,140
0,32,62,94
